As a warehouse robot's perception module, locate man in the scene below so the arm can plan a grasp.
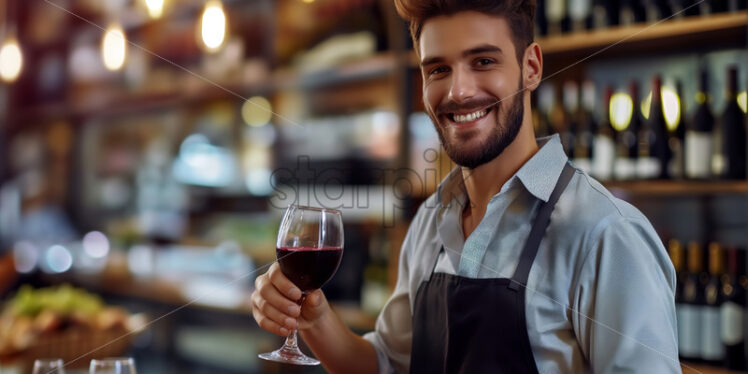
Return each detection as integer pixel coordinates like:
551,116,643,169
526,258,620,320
251,1,679,372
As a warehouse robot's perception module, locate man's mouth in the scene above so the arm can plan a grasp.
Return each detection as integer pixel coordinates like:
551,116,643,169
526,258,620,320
446,105,494,124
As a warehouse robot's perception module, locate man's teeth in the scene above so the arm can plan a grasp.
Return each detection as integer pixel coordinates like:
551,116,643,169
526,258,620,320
453,109,488,123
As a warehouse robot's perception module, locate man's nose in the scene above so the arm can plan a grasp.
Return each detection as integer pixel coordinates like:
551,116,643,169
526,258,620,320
448,67,478,103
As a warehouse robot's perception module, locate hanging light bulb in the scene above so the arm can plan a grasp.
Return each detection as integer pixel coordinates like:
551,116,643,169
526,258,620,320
101,24,127,71
0,37,23,82
200,0,227,52
144,0,165,19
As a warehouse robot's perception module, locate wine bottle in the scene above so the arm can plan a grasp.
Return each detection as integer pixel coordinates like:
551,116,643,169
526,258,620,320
619,0,645,25
721,247,746,370
686,69,714,179
642,0,662,22
536,83,555,138
614,81,640,180
668,80,686,179
536,0,549,37
699,0,713,15
716,66,746,180
569,0,593,32
546,0,567,35
592,0,612,29
560,81,578,159
573,80,595,174
637,77,669,179
668,239,687,360
592,85,616,180
702,242,725,364
681,242,705,361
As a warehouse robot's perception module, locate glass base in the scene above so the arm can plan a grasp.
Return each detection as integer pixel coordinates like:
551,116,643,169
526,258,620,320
258,345,320,366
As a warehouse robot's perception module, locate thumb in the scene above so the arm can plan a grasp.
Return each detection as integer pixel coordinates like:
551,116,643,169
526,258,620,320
304,289,325,308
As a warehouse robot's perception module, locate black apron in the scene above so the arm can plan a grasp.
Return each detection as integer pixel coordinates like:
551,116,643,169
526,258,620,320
410,163,575,374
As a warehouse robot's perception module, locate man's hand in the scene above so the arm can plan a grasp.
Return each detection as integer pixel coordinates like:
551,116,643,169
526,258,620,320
251,262,330,335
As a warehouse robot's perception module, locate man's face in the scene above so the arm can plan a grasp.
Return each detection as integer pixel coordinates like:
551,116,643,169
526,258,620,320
419,11,526,169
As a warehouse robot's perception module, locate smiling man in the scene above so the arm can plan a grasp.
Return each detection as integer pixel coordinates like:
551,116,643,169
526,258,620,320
250,1,679,373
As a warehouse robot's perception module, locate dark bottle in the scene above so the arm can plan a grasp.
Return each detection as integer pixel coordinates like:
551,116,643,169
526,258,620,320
642,0,663,22
686,69,714,179
546,0,568,35
721,247,746,370
668,240,687,359
648,76,672,179
592,85,616,180
619,0,645,25
592,0,613,29
668,80,687,179
701,242,725,364
568,0,593,32
536,0,549,37
615,81,641,180
715,66,746,180
681,242,705,361
536,83,555,138
573,80,596,174
558,81,578,158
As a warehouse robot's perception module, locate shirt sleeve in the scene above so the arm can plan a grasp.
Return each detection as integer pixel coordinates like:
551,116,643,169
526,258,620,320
572,216,680,373
363,222,416,374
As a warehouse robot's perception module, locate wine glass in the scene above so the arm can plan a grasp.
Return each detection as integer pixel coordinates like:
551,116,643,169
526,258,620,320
258,204,344,366
32,359,66,374
89,357,137,374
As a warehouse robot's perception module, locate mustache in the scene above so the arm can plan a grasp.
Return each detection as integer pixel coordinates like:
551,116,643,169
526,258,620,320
436,97,500,116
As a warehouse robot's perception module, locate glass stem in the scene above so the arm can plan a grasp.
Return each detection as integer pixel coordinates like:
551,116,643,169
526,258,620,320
283,293,307,349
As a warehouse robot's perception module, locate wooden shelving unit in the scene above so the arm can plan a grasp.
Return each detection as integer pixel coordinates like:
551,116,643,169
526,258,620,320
539,11,747,58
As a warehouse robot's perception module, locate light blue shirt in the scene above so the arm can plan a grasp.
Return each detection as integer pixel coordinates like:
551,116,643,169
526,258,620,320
363,135,679,373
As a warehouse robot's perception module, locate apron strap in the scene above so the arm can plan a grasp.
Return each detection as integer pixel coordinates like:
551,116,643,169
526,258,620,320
509,163,575,291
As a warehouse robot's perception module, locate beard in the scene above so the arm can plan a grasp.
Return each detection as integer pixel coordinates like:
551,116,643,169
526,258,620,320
428,79,525,169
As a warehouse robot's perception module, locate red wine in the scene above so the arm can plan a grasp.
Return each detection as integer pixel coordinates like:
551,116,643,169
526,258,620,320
276,247,343,292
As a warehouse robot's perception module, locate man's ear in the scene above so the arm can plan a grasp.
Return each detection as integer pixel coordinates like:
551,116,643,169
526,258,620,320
523,42,543,92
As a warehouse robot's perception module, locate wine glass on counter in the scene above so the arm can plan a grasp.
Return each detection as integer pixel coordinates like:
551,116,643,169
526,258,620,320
33,358,66,374
258,204,345,366
89,357,137,374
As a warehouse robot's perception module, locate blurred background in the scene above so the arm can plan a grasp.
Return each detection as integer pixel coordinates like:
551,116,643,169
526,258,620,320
0,0,746,373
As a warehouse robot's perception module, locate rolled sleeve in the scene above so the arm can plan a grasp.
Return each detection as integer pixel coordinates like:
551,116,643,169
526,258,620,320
573,216,680,373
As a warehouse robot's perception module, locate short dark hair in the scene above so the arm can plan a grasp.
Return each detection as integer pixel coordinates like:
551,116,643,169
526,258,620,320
394,0,536,63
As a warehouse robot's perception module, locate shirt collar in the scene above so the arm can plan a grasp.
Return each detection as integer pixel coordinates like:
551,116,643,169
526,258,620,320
436,134,568,205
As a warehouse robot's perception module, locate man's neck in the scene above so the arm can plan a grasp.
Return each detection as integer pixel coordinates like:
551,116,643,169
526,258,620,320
461,120,539,220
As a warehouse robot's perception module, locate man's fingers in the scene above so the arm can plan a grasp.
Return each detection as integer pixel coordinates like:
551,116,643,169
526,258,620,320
268,262,302,301
258,277,302,318
252,305,290,336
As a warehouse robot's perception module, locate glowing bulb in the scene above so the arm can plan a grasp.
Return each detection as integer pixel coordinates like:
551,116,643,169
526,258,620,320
200,0,227,52
242,96,273,127
662,86,681,132
610,92,633,132
102,24,127,71
739,91,747,114
83,231,110,259
145,0,165,19
46,245,73,273
0,38,23,82
641,91,652,120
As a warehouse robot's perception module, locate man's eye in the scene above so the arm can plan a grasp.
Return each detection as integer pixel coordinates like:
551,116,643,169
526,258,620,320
429,66,448,75
476,58,494,66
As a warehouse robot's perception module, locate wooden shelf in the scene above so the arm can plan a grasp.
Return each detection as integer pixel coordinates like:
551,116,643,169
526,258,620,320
9,52,403,125
682,363,746,374
604,181,748,197
539,11,747,60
